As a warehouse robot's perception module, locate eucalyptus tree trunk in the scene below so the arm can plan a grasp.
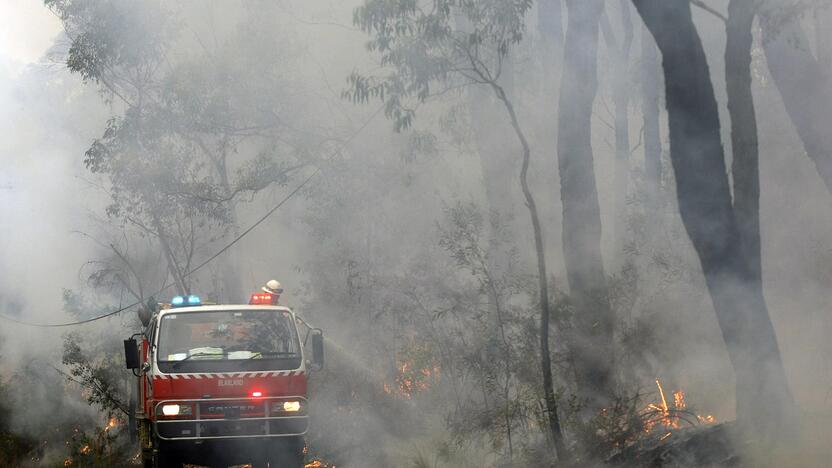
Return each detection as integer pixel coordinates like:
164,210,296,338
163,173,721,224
469,86,517,225
151,213,189,295
726,0,762,281
491,82,567,461
633,0,794,431
455,12,521,456
641,25,662,208
538,0,564,46
457,8,517,265
761,12,832,196
537,0,564,233
135,92,190,298
213,151,244,303
558,0,614,410
601,1,635,264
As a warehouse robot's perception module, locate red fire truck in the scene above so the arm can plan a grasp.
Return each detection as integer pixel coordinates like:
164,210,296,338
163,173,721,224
124,291,324,468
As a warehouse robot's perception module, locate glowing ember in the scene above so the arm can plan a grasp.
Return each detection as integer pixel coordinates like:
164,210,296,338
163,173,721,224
674,390,686,410
305,461,336,468
80,444,91,455
698,414,716,424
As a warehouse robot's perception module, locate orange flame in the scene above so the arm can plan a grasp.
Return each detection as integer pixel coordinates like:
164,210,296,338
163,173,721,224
103,417,119,433
642,379,716,434
656,379,670,415
384,360,440,399
305,461,336,468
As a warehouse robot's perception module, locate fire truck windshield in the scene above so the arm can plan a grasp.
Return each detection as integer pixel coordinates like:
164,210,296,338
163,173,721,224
156,309,301,373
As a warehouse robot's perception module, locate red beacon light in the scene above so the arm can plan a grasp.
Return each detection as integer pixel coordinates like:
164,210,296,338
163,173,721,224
251,391,263,398
249,292,277,305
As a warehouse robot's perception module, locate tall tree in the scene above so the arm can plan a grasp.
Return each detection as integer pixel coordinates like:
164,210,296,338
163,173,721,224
349,0,568,458
761,5,832,196
467,87,517,231
536,0,565,229
47,0,309,300
457,4,519,273
641,24,662,207
726,0,762,281
46,0,195,294
632,0,794,431
601,0,635,263
558,0,615,410
538,0,564,82
538,0,564,47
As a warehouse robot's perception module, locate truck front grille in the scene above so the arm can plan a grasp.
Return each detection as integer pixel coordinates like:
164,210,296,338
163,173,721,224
155,396,308,440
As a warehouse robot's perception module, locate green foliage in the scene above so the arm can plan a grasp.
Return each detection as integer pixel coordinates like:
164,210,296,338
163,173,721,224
62,332,128,418
568,392,646,460
434,202,551,460
0,433,33,467
347,0,533,130
58,420,131,468
49,0,318,298
45,0,175,92
0,379,34,467
400,130,440,162
44,291,137,465
85,110,231,226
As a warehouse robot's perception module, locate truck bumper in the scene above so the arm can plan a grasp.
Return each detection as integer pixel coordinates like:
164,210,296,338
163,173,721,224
154,396,308,441
158,436,304,467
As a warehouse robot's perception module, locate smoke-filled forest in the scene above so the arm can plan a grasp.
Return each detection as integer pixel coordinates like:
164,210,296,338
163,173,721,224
1,0,831,467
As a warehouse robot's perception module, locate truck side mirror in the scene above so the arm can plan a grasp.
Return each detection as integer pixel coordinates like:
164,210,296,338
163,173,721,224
124,338,140,370
310,330,324,371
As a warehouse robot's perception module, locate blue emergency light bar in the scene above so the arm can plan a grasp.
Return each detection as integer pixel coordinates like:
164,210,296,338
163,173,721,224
171,295,201,307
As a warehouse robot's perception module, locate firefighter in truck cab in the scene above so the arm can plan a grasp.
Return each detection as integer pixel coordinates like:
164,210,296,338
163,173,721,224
123,280,324,468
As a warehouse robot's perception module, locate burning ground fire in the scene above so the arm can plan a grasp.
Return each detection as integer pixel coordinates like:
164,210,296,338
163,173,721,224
383,359,441,400
62,417,121,466
305,461,336,468
303,444,336,468
642,379,716,438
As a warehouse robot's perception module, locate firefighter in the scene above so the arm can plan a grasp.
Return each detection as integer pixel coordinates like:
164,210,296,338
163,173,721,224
262,279,283,305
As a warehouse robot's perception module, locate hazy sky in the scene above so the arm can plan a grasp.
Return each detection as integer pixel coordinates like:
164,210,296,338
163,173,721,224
0,1,100,321
0,0,61,69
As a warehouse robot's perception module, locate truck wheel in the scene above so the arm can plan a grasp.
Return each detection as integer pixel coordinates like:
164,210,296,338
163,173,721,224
152,449,181,468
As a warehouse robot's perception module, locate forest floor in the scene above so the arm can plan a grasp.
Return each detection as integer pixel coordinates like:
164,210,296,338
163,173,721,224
605,410,832,468
606,423,739,467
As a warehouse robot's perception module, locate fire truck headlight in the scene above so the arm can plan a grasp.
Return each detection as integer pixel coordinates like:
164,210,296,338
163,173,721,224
272,400,305,413
282,401,302,412
159,404,193,417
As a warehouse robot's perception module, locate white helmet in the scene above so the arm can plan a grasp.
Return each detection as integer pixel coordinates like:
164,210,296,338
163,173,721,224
262,279,283,295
